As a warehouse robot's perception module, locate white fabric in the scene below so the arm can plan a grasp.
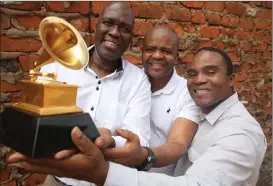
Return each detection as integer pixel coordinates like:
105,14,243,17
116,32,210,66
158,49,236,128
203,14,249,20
40,46,151,186
105,93,267,186
149,70,200,175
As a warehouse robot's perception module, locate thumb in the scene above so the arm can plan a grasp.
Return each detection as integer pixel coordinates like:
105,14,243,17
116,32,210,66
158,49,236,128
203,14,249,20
115,128,138,142
71,127,97,155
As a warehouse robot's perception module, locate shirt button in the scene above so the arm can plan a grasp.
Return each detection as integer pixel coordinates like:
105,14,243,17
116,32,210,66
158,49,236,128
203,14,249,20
98,81,101,84
95,76,98,79
91,106,94,111
96,87,99,91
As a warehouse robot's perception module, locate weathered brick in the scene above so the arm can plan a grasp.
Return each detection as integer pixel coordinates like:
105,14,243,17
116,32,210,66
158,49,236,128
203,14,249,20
92,2,110,15
243,42,252,52
191,11,205,24
266,61,272,69
146,3,163,19
1,13,10,29
182,53,194,63
258,9,272,19
66,2,90,14
6,2,42,11
241,63,253,71
83,35,91,46
215,41,225,50
123,55,141,65
221,16,240,28
228,52,241,62
255,20,271,30
182,2,204,8
1,81,21,92
16,16,42,29
234,31,251,40
204,2,224,12
1,36,42,52
171,8,191,22
256,42,268,51
199,40,213,47
200,26,220,38
133,21,153,36
207,14,221,25
168,23,184,35
239,19,254,30
46,2,65,12
70,17,89,32
19,55,40,71
253,31,266,41
252,2,262,7
234,82,242,90
131,2,146,18
90,18,98,32
183,23,195,33
21,174,47,185
234,72,247,82
262,51,272,59
226,3,247,16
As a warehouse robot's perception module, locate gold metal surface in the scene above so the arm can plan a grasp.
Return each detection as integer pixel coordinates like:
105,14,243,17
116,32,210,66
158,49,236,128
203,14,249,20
11,16,89,116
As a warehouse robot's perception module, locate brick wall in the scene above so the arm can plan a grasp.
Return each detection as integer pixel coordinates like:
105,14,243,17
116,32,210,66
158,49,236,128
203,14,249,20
0,1,272,185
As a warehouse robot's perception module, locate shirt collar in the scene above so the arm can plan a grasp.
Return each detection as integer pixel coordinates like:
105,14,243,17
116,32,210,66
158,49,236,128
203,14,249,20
152,69,180,96
202,92,240,125
86,45,124,73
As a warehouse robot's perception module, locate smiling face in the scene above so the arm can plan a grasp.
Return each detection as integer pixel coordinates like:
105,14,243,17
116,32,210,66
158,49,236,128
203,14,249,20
95,3,134,61
142,26,178,80
186,50,234,114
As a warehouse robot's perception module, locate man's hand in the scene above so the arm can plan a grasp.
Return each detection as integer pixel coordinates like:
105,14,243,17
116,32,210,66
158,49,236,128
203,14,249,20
102,128,148,167
6,127,109,186
95,127,115,149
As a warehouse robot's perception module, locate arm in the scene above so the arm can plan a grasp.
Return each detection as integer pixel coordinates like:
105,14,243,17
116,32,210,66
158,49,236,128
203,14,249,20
112,74,151,147
152,118,197,167
105,132,264,186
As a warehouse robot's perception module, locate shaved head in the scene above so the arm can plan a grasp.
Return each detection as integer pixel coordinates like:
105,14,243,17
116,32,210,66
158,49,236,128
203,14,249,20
144,25,179,51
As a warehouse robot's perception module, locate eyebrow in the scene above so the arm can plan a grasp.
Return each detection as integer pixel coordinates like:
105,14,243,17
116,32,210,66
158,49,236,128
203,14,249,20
101,17,133,28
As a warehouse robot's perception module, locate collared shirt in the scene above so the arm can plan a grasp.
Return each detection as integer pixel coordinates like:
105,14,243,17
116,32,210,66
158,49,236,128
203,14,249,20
104,92,267,186
149,69,200,176
40,46,151,186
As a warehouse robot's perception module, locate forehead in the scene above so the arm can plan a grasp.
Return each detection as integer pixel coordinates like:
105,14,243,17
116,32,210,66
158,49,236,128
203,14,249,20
189,50,226,69
145,29,177,47
101,5,134,26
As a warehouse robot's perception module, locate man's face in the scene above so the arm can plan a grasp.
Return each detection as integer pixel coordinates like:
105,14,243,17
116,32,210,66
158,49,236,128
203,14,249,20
186,50,234,113
95,4,134,61
142,30,178,79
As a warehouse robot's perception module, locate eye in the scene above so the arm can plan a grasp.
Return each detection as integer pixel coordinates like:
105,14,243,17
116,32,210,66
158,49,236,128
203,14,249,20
206,71,216,75
163,50,172,55
121,27,131,33
186,71,197,79
102,21,113,27
145,48,155,52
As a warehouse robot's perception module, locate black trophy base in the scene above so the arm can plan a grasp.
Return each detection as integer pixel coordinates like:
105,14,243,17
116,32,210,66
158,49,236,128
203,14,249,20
0,107,100,158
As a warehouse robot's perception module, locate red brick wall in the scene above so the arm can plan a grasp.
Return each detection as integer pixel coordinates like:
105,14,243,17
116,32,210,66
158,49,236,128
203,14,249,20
0,1,272,185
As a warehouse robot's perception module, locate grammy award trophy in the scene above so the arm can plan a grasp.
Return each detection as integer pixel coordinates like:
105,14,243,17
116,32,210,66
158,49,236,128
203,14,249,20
0,16,100,158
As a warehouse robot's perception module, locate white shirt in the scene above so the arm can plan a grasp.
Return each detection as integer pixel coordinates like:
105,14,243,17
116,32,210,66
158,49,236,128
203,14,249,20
104,92,267,186
40,46,151,186
149,70,200,176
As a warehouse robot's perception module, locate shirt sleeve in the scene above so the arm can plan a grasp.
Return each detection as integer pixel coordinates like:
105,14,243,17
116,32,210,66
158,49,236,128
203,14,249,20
112,74,151,147
104,131,265,186
177,91,200,124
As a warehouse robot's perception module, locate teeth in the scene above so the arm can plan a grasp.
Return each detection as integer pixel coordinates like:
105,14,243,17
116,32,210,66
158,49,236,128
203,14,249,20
105,41,117,47
151,63,163,67
196,89,210,95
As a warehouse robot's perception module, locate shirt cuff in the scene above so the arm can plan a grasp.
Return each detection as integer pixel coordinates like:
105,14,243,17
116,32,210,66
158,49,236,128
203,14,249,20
112,136,126,147
104,162,138,186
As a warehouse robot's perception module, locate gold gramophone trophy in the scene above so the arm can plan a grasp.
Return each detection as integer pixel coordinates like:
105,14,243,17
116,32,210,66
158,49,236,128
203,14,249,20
0,16,99,158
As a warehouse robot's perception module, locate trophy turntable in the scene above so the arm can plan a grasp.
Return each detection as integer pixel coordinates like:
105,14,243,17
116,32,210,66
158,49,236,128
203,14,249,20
0,16,99,158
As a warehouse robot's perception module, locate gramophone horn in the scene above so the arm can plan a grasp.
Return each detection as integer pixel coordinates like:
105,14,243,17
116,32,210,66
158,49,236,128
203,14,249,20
34,16,89,71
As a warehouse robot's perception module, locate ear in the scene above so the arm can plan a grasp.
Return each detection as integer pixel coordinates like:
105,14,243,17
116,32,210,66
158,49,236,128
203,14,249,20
229,73,235,88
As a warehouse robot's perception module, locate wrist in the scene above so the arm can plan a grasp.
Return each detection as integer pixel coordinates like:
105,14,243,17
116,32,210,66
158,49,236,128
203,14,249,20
138,147,149,165
92,161,109,186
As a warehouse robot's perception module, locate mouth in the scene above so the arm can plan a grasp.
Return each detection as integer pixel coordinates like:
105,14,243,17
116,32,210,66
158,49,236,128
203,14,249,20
148,62,165,70
194,88,211,96
103,40,120,50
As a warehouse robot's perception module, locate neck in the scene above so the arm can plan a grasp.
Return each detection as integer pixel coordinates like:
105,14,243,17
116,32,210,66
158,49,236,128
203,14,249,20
89,49,121,78
149,70,173,93
202,91,234,114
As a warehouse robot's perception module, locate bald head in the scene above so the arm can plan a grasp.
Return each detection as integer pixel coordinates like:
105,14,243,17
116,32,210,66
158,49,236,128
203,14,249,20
144,25,179,51
99,2,134,24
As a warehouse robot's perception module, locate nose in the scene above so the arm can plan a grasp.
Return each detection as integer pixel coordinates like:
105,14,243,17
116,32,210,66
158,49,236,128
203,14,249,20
152,50,163,60
193,73,207,84
108,25,120,38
